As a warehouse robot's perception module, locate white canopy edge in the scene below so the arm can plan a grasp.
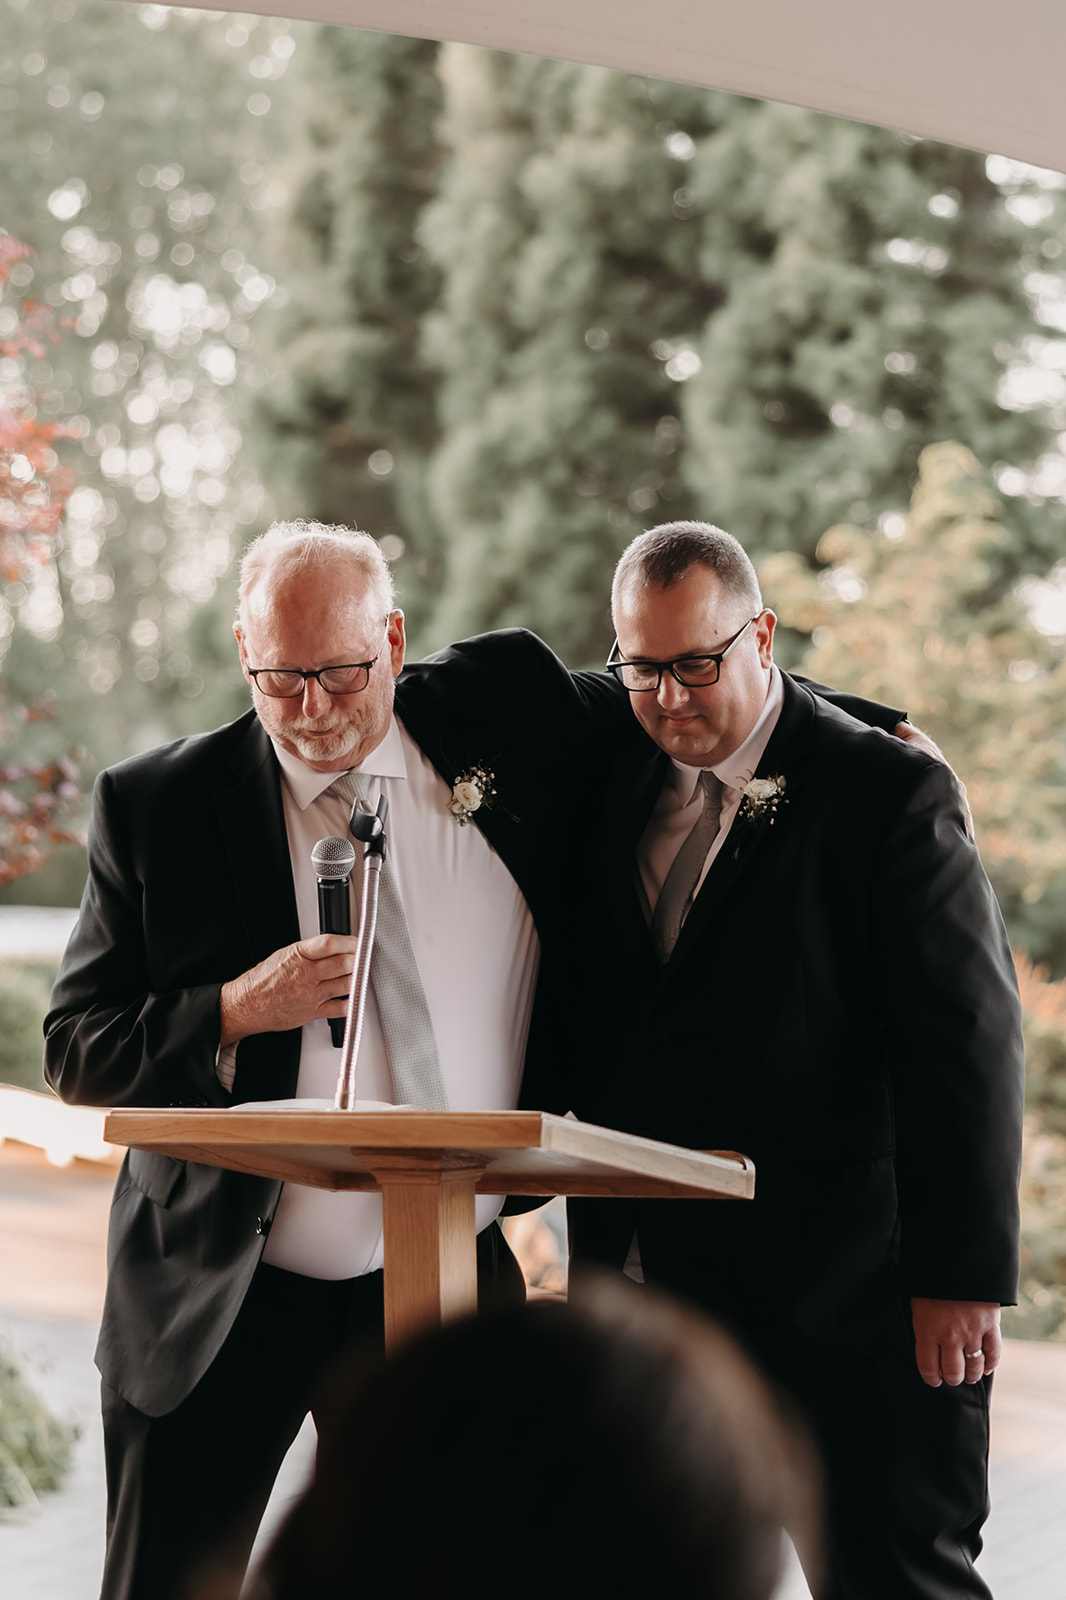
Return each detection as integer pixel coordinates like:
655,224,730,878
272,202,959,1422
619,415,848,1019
147,0,1066,173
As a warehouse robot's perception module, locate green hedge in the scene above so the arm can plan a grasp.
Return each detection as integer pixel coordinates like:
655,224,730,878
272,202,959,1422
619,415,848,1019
0,1345,78,1510
0,961,57,1095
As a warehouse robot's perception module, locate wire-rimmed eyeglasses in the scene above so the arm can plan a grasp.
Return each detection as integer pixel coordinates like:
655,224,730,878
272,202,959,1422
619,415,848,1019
605,615,758,692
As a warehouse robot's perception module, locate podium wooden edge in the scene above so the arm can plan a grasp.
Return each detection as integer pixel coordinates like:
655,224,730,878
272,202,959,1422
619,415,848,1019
101,1108,755,1349
102,1106,755,1201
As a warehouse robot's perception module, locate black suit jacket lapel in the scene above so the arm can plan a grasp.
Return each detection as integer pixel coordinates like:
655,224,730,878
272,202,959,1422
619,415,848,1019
212,716,301,1102
667,677,816,966
213,716,297,963
593,742,670,949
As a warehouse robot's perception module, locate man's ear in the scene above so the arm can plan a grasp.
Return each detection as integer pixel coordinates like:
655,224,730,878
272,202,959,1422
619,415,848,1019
234,624,253,687
387,610,406,676
755,609,777,669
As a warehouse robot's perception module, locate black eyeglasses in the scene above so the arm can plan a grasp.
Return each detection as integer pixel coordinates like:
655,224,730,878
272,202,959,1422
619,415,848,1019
247,624,390,699
606,615,758,692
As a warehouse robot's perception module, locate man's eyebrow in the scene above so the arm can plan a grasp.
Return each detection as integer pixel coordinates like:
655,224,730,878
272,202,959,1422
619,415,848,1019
258,652,377,667
625,646,721,661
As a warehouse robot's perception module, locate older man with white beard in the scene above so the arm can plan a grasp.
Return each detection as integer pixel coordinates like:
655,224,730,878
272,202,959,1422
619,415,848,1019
45,521,583,1600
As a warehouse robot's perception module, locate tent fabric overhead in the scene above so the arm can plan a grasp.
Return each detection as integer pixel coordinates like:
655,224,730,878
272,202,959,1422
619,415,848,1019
162,0,1066,173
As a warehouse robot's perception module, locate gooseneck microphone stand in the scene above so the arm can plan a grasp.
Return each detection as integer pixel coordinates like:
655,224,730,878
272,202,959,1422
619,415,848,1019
333,793,389,1110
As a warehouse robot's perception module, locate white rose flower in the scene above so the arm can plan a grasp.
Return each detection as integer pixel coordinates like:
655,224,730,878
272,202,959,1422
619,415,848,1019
745,778,780,804
737,773,787,825
452,780,482,812
449,764,499,826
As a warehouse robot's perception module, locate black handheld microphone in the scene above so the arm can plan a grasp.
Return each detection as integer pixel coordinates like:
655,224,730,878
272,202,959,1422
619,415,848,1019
311,836,357,1047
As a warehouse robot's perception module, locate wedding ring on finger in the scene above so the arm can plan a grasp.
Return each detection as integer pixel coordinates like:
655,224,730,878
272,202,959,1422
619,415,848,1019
964,1350,984,1360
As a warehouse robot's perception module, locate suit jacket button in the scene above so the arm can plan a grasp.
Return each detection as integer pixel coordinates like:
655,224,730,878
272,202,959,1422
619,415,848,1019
255,1216,272,1236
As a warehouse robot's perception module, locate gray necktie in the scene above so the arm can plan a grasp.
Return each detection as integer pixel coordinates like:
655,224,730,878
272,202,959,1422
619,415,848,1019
328,773,450,1111
651,771,724,964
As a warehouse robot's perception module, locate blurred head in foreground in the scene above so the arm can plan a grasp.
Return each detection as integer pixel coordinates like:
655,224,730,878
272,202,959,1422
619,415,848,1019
244,1277,819,1600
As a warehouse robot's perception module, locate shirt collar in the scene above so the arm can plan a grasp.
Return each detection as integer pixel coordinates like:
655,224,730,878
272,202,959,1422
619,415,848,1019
271,714,408,812
670,665,784,804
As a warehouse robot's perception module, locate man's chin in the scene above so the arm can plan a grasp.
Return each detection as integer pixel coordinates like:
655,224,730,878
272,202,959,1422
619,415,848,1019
288,730,359,767
647,718,712,763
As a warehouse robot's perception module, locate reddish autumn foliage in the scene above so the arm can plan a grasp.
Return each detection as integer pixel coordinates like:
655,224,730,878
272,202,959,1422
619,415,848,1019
1,231,84,885
1,234,79,580
0,730,82,887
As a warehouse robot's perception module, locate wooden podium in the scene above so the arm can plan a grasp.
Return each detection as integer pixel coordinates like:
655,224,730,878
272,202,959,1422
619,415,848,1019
104,1107,754,1349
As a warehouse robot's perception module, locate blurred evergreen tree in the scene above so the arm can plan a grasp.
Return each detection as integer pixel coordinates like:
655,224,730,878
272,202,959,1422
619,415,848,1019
260,47,1066,663
415,53,717,661
252,29,444,624
0,0,300,785
680,109,1066,587
256,45,741,658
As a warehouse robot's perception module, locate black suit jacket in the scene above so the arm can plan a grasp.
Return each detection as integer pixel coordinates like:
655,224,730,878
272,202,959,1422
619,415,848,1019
560,674,1024,1368
44,630,624,1414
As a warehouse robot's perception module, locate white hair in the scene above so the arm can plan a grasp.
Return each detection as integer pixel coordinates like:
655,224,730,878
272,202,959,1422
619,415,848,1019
236,520,396,627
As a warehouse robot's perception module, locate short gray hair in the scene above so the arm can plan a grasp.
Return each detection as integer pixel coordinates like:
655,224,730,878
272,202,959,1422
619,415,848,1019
237,521,396,627
612,521,762,622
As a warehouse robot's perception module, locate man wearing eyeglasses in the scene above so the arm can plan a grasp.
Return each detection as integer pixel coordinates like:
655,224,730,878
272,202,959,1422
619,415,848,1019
46,519,617,1600
554,521,1023,1600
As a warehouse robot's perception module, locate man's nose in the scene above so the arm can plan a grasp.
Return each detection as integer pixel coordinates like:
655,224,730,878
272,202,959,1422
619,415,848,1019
301,674,332,715
656,668,690,710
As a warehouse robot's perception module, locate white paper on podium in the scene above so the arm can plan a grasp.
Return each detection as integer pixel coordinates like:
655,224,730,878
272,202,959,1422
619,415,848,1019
228,1098,413,1113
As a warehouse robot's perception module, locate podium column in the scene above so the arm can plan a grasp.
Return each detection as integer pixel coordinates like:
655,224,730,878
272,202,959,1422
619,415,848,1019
367,1152,488,1350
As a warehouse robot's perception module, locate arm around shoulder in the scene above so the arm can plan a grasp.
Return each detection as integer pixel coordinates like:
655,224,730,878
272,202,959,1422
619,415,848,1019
401,628,633,752
791,673,904,733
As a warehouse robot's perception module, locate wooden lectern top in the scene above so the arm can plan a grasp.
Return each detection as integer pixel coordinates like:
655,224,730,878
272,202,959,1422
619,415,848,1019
103,1107,754,1349
103,1106,754,1201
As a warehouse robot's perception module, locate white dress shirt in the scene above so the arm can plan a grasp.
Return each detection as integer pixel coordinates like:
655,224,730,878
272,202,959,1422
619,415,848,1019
247,714,539,1280
636,666,784,925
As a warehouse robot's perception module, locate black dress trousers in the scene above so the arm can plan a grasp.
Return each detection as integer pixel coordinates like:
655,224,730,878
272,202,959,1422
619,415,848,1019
99,1223,524,1600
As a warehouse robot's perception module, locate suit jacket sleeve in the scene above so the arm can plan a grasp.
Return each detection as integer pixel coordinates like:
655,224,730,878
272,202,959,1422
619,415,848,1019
793,674,903,732
403,634,902,758
873,759,1023,1302
401,627,632,750
44,766,232,1110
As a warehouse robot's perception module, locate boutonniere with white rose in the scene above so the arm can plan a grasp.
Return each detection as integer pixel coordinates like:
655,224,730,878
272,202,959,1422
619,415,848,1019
737,774,788,826
449,763,498,826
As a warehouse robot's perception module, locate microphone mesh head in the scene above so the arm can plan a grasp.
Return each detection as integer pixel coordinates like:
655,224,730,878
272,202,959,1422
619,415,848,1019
311,835,356,879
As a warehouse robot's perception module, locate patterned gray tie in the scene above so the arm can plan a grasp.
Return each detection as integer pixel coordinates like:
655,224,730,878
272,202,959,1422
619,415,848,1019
328,773,450,1111
650,770,724,964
